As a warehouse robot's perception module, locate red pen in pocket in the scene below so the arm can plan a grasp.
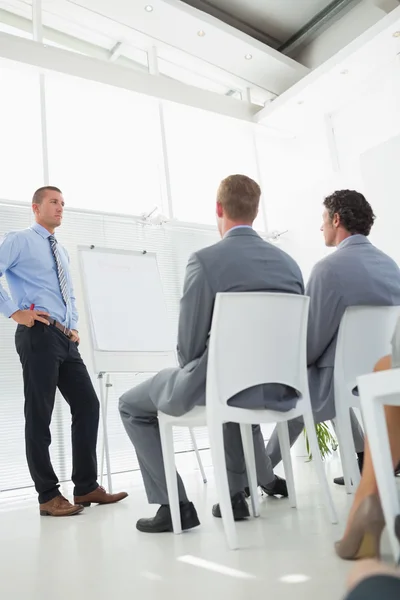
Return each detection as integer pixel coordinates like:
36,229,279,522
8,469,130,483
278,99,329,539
30,304,35,311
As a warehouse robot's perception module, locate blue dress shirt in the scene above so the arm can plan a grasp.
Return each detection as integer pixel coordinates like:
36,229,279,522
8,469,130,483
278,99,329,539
0,222,78,330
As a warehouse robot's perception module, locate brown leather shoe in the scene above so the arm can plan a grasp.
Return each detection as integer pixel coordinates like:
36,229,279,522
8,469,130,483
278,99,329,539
74,486,128,507
40,495,84,517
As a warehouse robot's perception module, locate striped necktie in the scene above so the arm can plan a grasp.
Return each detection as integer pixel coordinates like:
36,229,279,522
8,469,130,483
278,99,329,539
49,235,69,306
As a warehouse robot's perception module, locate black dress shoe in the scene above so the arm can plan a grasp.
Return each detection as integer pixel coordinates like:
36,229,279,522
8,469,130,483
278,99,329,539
334,452,364,486
244,475,288,498
261,475,288,498
136,502,200,533
334,455,400,486
212,491,250,520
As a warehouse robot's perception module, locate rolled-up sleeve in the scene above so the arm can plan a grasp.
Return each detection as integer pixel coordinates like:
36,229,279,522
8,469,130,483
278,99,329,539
0,233,21,318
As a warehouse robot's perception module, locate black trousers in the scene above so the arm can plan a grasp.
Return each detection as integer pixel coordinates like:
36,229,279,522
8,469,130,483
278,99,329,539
15,322,100,504
344,575,400,600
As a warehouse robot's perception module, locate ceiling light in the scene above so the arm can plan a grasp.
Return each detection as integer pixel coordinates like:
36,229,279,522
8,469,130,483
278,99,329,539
144,5,153,12
393,31,400,38
197,30,206,37
244,53,252,60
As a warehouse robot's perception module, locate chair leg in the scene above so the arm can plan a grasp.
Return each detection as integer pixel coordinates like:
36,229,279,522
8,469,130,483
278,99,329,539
332,417,354,495
208,420,239,550
240,423,259,517
189,428,207,484
335,406,361,493
362,399,400,563
159,421,182,534
277,422,297,509
303,411,338,524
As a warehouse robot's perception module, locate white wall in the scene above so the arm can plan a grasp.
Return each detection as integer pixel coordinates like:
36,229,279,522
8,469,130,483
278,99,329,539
331,55,400,255
259,53,400,279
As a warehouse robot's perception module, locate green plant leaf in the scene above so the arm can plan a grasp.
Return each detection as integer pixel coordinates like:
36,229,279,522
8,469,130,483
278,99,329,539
303,422,338,461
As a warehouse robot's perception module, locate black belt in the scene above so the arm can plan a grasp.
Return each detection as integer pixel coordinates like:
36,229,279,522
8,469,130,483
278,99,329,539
50,318,72,338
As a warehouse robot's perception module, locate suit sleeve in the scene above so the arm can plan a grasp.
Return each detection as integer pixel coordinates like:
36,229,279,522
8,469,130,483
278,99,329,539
344,576,400,600
176,253,214,368
0,233,22,318
306,260,344,366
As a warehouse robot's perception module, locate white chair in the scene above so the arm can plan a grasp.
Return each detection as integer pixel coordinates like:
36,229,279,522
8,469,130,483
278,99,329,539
334,306,400,493
159,293,338,550
357,368,400,563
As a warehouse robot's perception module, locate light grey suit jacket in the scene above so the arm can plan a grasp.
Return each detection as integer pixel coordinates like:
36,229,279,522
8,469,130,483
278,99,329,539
149,227,304,417
307,234,400,422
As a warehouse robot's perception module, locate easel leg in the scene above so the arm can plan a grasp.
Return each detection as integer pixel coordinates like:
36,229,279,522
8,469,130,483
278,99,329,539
189,428,207,484
98,373,113,493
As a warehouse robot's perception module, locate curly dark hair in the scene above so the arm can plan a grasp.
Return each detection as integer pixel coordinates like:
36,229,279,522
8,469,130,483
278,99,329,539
323,190,376,236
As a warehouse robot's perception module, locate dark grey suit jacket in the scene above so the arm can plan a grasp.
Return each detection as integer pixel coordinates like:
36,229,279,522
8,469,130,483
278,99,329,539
307,234,400,422
149,227,304,417
344,575,400,600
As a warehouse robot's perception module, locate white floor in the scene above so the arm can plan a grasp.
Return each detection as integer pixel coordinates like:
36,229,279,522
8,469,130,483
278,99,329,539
0,450,397,600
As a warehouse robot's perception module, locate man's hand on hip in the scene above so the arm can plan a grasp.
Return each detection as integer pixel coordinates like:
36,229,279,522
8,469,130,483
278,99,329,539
70,329,80,344
11,309,50,327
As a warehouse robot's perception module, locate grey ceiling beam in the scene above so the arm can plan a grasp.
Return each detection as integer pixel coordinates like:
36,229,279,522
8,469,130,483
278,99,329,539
179,0,282,48
278,0,363,55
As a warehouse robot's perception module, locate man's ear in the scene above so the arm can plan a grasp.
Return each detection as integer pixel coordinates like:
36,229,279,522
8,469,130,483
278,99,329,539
216,201,223,219
333,212,340,228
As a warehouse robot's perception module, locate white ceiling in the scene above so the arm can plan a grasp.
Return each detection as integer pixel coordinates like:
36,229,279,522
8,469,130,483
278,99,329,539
0,0,398,113
256,7,400,132
180,0,337,44
0,0,320,105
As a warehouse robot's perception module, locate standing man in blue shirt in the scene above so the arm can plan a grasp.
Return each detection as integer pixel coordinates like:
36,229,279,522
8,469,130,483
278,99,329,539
0,186,127,516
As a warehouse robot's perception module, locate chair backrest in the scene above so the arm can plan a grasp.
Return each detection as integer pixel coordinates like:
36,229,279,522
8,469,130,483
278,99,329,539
334,306,400,397
206,292,310,406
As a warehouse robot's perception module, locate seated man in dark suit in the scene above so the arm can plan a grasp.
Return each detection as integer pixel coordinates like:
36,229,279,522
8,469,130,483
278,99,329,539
119,174,304,533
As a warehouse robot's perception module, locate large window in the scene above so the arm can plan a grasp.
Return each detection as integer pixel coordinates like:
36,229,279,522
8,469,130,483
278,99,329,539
163,102,265,229
45,74,165,216
256,128,336,280
0,65,43,202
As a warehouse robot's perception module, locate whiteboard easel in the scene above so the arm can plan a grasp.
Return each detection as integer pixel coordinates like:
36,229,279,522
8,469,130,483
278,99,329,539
78,246,207,491
78,246,177,492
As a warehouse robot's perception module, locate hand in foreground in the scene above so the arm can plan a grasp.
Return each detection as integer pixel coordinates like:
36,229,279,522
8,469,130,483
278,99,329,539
12,309,50,327
70,329,80,344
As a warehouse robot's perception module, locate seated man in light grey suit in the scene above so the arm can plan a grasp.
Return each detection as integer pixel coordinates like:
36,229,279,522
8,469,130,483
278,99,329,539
265,189,400,485
119,174,304,533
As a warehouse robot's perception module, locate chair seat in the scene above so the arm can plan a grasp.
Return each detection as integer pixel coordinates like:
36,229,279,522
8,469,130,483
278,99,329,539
159,399,306,428
159,406,206,427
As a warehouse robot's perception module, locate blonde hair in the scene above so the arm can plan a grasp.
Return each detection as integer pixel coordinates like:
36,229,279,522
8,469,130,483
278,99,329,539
217,174,260,221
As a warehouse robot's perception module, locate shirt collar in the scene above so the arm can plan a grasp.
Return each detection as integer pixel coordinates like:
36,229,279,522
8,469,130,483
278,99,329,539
31,222,53,239
337,234,370,250
223,225,253,239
